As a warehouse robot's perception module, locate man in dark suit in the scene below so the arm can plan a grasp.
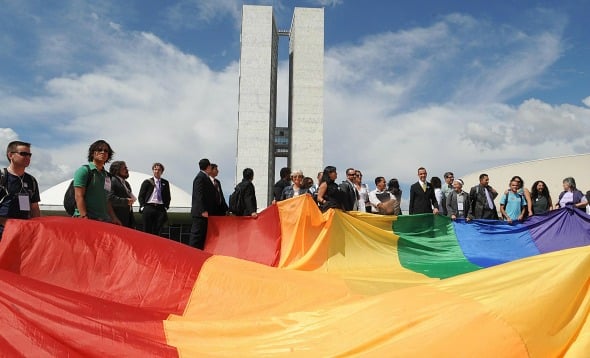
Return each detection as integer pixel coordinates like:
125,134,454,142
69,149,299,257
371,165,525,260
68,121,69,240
409,167,439,215
108,161,136,228
189,158,218,249
339,167,359,211
468,173,499,220
209,163,228,215
237,167,258,217
272,167,291,204
138,162,171,235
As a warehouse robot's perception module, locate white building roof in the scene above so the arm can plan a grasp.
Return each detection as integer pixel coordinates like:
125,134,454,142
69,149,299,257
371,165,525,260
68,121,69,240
459,153,590,205
39,171,192,212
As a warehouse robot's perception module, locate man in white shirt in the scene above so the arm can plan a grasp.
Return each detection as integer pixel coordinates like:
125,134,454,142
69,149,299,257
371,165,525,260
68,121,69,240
369,176,398,214
138,162,171,235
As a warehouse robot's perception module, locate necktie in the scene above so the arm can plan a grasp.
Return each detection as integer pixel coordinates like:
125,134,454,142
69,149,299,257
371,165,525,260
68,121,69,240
484,187,494,209
421,183,426,192
214,180,221,203
156,180,162,202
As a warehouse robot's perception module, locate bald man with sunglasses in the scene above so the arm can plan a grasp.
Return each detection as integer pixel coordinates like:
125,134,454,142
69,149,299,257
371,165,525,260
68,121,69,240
0,140,41,239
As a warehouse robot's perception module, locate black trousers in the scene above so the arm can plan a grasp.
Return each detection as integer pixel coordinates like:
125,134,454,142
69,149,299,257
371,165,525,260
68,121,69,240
142,205,167,235
189,216,208,250
480,208,499,220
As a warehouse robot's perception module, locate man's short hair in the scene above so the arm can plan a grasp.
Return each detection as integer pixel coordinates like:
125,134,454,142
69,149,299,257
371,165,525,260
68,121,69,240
280,167,291,179
6,140,31,161
243,168,254,181
198,158,211,171
152,162,165,172
210,163,218,170
374,176,385,185
444,172,454,179
479,173,488,181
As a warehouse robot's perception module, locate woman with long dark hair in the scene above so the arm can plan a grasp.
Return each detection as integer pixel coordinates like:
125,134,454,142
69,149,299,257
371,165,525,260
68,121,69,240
316,166,344,212
387,178,402,214
530,180,552,215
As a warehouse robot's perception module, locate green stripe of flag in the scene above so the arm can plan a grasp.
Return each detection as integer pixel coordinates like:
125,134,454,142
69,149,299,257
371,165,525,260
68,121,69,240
395,214,481,278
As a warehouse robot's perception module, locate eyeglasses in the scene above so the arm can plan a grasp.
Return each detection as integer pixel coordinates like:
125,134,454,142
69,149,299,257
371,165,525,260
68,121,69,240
292,175,303,178
347,173,355,176
95,148,109,153
11,151,32,157
356,174,362,177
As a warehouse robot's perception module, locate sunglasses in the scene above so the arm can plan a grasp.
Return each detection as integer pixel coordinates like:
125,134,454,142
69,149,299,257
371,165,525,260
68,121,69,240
11,151,32,157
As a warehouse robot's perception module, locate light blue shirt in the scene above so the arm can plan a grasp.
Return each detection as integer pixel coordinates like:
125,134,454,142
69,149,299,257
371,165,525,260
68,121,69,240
500,191,526,220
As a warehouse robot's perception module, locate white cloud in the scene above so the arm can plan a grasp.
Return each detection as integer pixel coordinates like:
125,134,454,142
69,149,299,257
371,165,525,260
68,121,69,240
311,0,343,7
319,10,587,191
1,28,239,194
0,128,18,147
165,0,243,29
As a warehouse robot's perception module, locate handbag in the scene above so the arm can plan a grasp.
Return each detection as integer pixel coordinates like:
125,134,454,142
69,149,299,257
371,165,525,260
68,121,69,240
379,198,400,215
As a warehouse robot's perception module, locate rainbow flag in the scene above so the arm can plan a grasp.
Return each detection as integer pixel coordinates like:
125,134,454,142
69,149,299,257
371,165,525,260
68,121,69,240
1,195,589,356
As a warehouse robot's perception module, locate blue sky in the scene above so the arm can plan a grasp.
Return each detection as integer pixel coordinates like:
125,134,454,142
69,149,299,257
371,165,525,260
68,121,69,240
1,0,589,204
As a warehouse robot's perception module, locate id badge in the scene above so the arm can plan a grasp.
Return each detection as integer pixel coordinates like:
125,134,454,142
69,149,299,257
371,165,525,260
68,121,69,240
18,194,30,211
104,177,112,192
458,202,464,211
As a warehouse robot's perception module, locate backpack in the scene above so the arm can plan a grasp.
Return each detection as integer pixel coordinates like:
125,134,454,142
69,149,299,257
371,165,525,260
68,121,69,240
0,168,8,204
502,191,528,218
228,182,244,216
0,168,37,206
63,165,93,216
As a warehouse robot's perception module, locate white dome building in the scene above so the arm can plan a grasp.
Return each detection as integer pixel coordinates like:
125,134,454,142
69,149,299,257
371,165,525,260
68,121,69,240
459,153,590,207
39,171,192,213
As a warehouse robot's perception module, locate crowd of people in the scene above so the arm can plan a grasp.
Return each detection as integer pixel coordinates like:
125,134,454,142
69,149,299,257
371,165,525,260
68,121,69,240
0,139,258,247
2,139,589,248
273,166,590,224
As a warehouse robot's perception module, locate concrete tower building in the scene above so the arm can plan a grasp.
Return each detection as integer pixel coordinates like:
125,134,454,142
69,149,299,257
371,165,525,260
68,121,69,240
237,5,324,207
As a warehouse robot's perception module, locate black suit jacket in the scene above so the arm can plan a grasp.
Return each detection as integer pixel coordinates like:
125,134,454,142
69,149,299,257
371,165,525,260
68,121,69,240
191,171,218,217
468,184,499,219
210,178,228,215
409,181,438,214
108,176,135,228
138,177,171,209
240,179,257,216
339,180,358,211
273,178,290,202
